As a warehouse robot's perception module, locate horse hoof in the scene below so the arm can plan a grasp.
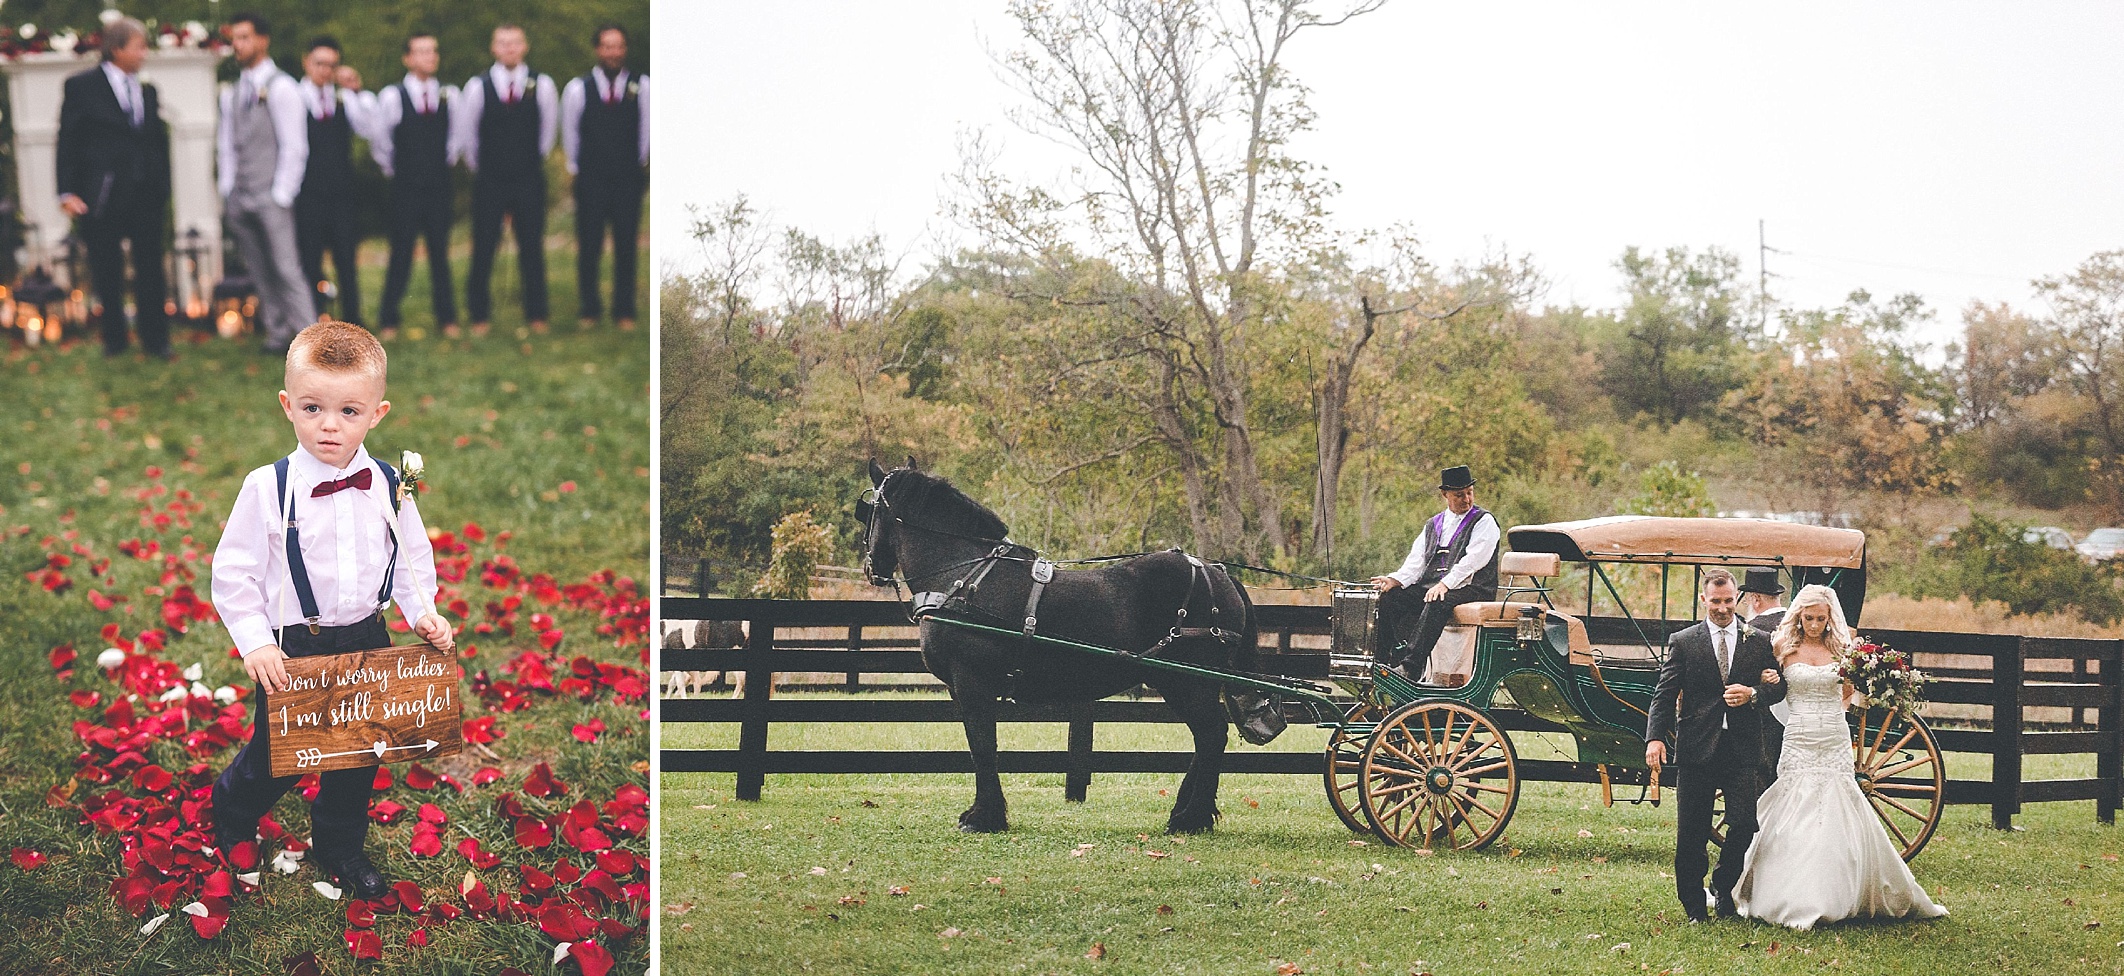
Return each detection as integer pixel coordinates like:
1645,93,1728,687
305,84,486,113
958,810,1008,833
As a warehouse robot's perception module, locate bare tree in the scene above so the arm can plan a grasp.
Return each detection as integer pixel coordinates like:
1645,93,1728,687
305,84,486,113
958,0,1383,560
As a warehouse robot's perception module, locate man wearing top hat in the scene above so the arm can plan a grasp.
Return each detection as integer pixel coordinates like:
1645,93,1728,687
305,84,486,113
1740,566,1788,780
1369,465,1501,682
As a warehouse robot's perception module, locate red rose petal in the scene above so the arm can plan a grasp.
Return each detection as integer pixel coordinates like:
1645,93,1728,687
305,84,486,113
393,880,424,913
410,830,444,858
568,940,615,976
346,901,377,928
371,766,393,791
515,818,553,849
404,763,439,790
10,848,48,870
344,929,383,959
595,850,635,876
472,767,503,786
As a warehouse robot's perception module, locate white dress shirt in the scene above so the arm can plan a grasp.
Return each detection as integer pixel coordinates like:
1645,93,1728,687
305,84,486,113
455,63,559,173
216,58,309,208
212,445,438,657
559,69,651,174
365,74,463,176
299,79,378,136
102,60,145,125
1387,507,1502,589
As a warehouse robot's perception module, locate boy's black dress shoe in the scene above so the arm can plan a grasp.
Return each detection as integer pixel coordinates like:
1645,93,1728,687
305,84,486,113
1714,892,1740,919
322,853,389,899
211,823,254,862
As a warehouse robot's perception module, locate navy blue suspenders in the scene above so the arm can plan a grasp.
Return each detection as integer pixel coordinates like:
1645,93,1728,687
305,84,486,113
273,456,403,635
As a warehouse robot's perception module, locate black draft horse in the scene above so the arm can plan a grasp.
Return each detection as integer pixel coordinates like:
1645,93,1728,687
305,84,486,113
859,458,1282,834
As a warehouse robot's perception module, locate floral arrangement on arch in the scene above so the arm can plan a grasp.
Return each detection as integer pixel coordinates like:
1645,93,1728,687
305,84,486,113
0,11,221,60
1839,637,1929,714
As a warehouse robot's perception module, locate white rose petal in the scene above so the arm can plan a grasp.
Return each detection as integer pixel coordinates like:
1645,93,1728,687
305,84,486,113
312,881,342,900
158,686,187,702
140,913,170,935
97,648,127,670
237,872,260,886
552,943,573,965
190,681,212,699
809,866,827,876
182,663,203,681
214,686,239,705
180,901,209,918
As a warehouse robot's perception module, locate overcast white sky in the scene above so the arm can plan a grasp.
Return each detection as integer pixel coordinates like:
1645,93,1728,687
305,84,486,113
660,1,2124,348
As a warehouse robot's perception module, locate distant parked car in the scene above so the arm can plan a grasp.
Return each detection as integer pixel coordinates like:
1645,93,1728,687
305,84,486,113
2076,527,2124,562
2024,526,2076,550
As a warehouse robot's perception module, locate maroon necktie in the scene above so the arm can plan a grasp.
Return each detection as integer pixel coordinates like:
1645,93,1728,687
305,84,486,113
311,468,373,497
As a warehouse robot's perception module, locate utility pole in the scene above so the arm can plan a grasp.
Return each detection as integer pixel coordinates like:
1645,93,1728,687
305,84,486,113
1758,219,1769,332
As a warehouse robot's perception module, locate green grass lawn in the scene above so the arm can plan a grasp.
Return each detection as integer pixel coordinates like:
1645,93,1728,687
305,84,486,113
0,245,650,976
661,699,2124,976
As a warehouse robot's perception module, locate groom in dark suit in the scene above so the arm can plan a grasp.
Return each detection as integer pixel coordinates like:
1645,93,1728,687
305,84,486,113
56,17,171,358
1645,567,1786,922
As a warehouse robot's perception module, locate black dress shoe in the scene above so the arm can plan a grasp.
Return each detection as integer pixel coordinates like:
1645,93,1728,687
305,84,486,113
1715,892,1739,919
211,822,253,861
322,852,389,900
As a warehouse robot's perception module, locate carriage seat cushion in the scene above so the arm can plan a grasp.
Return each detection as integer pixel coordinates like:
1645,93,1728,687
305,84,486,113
1498,551,1560,579
1449,601,1590,655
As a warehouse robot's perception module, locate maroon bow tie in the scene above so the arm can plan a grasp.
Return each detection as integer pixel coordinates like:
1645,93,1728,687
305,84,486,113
311,468,373,497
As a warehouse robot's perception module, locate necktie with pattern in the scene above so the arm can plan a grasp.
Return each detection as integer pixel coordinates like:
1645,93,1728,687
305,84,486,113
1716,626,1730,682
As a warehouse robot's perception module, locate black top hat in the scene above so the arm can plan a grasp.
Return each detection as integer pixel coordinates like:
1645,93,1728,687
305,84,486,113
1739,567,1785,596
1438,465,1475,491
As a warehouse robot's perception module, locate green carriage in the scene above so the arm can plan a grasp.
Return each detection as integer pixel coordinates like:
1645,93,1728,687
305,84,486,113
1314,516,1946,860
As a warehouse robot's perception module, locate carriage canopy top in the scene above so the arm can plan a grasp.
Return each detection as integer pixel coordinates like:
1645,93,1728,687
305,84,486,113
1506,516,1865,569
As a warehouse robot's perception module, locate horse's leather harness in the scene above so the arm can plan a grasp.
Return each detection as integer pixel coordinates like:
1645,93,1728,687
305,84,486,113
862,478,1243,663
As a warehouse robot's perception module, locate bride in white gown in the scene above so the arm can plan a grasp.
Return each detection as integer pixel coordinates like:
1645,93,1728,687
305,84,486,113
1733,584,1948,930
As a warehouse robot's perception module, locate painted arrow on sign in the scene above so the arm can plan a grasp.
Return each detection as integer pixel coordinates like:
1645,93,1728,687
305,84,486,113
293,739,441,769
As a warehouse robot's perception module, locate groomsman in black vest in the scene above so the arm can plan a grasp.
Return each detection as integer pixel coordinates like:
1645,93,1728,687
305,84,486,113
561,24,649,330
371,33,460,335
294,37,373,326
1369,465,1502,682
458,23,558,333
56,17,172,358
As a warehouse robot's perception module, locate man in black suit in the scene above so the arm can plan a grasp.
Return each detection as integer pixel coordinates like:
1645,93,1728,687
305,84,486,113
1645,568,1786,922
56,17,171,358
1740,567,1788,781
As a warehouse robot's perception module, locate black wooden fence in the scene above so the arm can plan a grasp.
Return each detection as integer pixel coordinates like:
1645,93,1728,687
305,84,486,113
660,598,2124,828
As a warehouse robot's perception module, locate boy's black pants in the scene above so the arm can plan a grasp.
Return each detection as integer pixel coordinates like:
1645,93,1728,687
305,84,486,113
210,614,388,864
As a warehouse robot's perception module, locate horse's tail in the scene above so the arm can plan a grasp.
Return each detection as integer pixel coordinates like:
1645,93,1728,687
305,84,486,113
1220,567,1287,745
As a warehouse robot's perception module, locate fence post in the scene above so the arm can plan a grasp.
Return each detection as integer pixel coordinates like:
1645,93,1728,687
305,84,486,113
735,620,775,801
696,559,712,597
846,625,864,691
1065,702,1094,803
2101,639,2121,826
1993,636,2024,829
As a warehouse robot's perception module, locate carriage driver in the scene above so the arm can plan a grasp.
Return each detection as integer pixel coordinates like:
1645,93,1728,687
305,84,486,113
1370,465,1501,682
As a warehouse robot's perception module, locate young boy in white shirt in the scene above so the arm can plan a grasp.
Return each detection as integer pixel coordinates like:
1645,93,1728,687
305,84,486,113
209,321,455,899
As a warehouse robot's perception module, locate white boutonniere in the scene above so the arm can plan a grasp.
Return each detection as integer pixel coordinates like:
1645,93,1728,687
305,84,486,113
625,81,639,98
399,450,425,504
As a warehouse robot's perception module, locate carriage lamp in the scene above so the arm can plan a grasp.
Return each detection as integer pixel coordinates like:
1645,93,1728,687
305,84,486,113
179,228,211,320
64,288,88,327
212,275,257,338
1515,605,1546,646
0,287,13,329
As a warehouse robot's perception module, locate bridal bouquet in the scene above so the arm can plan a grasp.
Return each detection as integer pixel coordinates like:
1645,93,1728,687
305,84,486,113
1840,638,1928,713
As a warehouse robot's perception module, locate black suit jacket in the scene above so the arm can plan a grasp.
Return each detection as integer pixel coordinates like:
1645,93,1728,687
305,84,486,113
1645,619,1786,767
1749,608,1786,636
56,65,171,218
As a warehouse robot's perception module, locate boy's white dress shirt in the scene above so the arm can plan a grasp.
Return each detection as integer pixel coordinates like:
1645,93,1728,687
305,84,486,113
212,445,438,657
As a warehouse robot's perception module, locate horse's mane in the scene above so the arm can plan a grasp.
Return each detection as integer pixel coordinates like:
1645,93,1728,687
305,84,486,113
891,468,1010,541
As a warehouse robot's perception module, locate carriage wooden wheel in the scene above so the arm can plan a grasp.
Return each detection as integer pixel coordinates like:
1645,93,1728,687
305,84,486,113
1853,707,1945,861
1322,702,1384,834
1357,701,1520,850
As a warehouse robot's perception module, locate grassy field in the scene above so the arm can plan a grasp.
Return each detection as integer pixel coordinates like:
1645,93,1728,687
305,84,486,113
661,700,2124,976
0,246,650,976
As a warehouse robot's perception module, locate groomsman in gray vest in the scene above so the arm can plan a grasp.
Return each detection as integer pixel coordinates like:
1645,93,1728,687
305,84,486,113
560,24,649,330
218,13,312,353
1369,465,1502,682
457,24,558,333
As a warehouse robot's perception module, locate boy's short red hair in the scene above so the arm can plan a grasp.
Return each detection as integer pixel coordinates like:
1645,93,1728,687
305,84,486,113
285,321,386,385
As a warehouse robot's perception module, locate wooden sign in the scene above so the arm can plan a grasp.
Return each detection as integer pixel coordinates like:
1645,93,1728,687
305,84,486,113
264,643,464,777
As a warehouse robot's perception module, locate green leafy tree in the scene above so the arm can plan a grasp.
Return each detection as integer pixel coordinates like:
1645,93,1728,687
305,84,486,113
1623,461,1716,517
752,511,834,601
1900,515,2124,624
1598,246,1748,425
